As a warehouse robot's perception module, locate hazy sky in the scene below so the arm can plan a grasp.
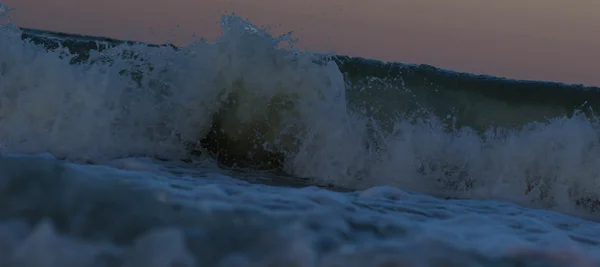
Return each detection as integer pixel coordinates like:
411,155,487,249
2,0,599,85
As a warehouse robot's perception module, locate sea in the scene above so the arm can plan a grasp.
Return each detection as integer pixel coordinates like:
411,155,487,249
1,5,600,267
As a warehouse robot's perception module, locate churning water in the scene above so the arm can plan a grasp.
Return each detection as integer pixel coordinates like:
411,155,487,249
1,4,599,266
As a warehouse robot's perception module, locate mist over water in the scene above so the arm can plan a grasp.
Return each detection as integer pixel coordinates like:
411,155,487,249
0,3,600,266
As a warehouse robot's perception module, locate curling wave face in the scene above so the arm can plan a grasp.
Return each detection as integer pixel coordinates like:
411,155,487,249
1,15,600,220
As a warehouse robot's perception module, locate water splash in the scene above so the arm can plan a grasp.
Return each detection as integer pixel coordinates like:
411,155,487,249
0,2,15,21
1,11,600,220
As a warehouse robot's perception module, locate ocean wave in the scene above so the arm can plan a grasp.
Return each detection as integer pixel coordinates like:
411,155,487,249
2,15,600,219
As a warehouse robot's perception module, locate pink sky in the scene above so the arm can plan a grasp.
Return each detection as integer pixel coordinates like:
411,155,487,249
3,0,600,86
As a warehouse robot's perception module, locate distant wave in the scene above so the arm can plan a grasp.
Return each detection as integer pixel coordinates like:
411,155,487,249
2,15,600,219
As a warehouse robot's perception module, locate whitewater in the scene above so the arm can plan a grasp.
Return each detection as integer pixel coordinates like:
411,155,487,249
1,5,599,267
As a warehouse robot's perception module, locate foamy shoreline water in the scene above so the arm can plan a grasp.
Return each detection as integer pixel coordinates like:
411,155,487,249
0,153,599,267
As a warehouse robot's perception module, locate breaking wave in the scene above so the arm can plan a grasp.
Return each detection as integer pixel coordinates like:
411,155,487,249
2,14,600,219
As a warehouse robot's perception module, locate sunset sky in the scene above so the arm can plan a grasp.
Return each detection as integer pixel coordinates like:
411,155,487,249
2,0,599,86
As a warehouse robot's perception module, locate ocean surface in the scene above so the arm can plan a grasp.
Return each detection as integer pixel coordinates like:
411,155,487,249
1,6,600,267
